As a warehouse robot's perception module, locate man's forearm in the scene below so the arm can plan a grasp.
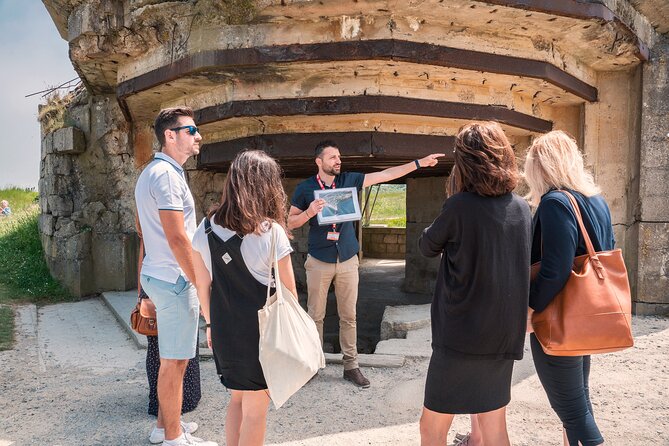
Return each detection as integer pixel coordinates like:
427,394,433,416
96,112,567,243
288,208,313,229
364,161,416,187
167,236,197,285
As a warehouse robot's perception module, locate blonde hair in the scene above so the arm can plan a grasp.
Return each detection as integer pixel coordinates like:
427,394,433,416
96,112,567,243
524,130,600,207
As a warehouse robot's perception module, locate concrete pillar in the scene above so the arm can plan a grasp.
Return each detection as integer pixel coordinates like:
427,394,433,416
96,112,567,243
583,67,644,308
635,37,669,315
404,177,447,294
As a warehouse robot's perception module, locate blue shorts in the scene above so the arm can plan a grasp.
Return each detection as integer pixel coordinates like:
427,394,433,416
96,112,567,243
140,274,199,360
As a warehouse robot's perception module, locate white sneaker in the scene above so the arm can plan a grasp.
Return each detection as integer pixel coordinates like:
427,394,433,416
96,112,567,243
149,421,199,444
162,432,218,446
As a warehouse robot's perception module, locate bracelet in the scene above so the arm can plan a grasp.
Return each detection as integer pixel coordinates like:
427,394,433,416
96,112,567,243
305,209,312,218
205,323,211,328
414,159,421,169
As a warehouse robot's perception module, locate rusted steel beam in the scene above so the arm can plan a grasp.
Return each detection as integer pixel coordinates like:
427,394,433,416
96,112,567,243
195,96,552,133
118,40,597,104
481,0,649,61
197,132,456,177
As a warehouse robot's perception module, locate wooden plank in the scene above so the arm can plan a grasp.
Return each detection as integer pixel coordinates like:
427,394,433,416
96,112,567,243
195,96,552,133
118,39,598,103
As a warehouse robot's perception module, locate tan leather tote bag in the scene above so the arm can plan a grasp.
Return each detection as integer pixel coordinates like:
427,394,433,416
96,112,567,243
258,225,325,409
531,191,633,356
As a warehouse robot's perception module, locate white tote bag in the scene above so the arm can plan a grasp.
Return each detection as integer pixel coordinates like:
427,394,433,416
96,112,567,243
258,226,325,409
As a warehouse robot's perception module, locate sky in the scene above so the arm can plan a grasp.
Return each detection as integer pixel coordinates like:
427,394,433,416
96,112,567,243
0,0,77,189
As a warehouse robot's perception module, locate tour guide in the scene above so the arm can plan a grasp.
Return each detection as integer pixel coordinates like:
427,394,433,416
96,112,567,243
288,140,444,388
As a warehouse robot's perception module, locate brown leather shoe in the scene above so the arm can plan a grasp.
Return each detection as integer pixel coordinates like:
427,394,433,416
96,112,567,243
343,368,370,388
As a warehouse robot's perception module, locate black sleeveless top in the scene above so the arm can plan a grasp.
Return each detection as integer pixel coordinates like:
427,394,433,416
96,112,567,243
205,219,274,390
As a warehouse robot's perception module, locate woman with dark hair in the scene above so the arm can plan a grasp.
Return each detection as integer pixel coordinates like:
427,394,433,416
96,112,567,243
418,122,532,446
191,150,297,446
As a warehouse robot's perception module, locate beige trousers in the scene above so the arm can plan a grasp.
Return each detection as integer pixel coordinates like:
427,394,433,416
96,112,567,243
305,254,359,370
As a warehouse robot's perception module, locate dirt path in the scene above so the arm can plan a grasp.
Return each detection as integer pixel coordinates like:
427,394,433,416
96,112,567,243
0,299,667,446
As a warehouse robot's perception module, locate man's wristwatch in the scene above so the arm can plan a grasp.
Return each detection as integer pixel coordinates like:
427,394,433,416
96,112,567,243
414,159,421,169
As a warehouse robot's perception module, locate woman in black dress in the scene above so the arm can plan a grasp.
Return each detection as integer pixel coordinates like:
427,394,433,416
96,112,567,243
418,122,532,446
192,150,297,446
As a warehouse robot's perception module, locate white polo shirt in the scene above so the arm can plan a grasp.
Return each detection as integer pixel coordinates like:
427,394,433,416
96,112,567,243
135,152,197,284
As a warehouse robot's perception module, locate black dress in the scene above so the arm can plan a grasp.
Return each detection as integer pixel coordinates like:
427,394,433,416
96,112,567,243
204,219,272,390
419,192,532,414
140,289,202,416
146,335,201,416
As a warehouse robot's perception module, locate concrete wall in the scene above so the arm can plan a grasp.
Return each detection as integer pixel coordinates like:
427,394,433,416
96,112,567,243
362,227,406,260
404,177,446,294
39,91,138,297
635,36,669,315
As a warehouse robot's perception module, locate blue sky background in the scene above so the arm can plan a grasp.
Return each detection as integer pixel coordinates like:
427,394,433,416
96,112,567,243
0,0,77,189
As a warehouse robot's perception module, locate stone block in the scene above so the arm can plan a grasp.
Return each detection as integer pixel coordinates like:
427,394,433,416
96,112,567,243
387,244,399,254
55,219,78,238
42,132,53,160
64,231,92,260
39,194,50,213
379,304,431,340
636,222,669,306
52,127,86,154
44,154,72,176
92,232,139,291
47,195,73,217
634,302,669,316
639,167,669,221
383,234,398,244
83,201,106,225
42,175,69,196
45,255,95,298
38,214,55,237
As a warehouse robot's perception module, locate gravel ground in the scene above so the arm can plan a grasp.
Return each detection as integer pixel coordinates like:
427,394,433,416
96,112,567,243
0,299,667,446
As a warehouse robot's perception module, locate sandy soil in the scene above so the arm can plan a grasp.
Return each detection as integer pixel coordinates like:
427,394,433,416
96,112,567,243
0,299,667,446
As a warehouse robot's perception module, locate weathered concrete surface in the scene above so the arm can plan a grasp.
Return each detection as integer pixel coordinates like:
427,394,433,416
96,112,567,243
38,90,139,297
405,177,444,294
379,304,431,341
635,36,669,314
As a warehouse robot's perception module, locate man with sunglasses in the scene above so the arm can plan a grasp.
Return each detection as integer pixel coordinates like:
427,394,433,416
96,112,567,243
135,107,217,446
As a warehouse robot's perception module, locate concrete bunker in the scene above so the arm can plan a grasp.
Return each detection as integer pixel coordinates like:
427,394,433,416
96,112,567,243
37,1,669,324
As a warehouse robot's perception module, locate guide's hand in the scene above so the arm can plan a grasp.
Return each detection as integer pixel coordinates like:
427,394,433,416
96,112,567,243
308,199,326,217
206,326,212,348
419,153,446,167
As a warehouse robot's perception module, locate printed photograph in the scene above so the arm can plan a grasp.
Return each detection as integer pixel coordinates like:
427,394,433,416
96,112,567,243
314,187,362,225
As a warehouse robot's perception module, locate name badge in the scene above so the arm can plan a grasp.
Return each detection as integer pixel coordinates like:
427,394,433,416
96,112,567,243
327,231,340,241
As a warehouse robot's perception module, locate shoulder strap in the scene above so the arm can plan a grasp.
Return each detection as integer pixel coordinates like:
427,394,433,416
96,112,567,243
558,190,605,279
265,224,284,303
137,238,145,304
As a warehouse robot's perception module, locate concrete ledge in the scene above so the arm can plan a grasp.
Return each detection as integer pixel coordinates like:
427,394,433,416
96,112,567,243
375,326,432,359
324,352,405,368
379,304,431,340
102,290,210,350
101,290,147,349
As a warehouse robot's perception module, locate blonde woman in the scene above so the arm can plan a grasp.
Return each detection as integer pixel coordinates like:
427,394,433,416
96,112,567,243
524,130,614,446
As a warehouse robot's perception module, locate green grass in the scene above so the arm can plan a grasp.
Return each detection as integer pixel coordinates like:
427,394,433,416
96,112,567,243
0,306,14,351
363,184,407,228
0,187,71,350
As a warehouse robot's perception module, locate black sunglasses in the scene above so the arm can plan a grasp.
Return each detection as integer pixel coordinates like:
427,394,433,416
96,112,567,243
169,125,199,136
